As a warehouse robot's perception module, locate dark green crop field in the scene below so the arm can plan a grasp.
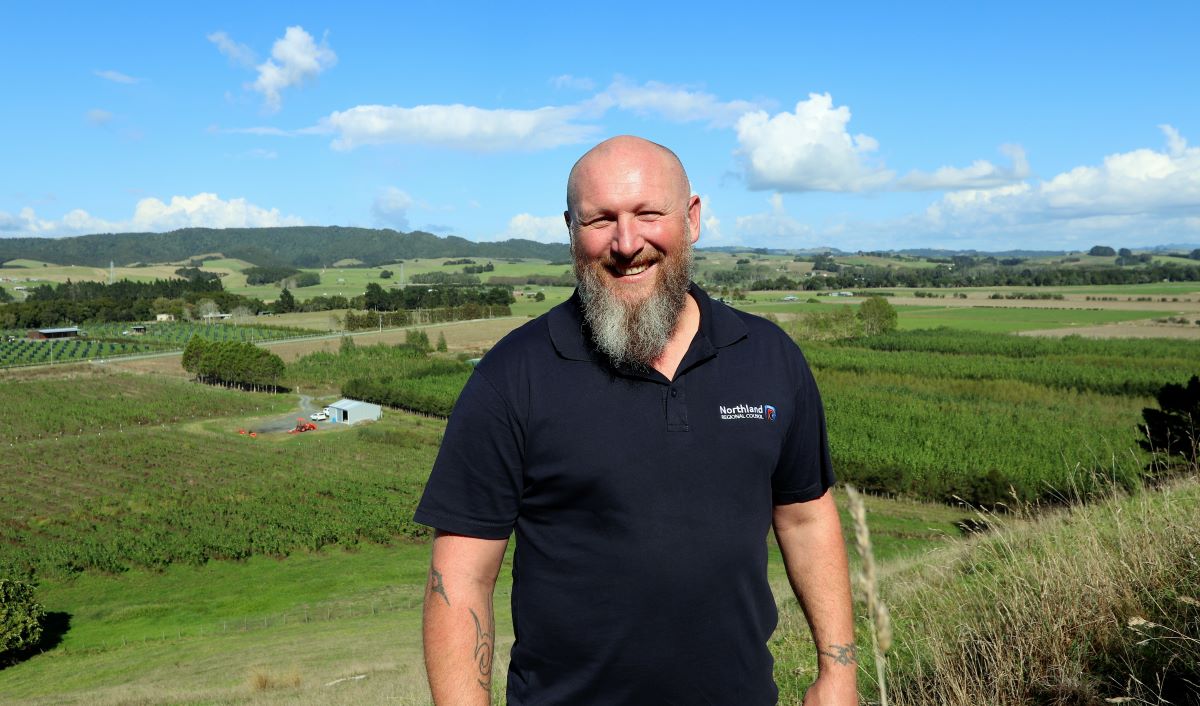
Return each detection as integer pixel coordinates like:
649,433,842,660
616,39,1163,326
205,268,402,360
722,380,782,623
0,321,313,368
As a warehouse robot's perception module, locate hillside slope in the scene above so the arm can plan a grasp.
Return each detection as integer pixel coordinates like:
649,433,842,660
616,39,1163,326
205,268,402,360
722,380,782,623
0,226,570,268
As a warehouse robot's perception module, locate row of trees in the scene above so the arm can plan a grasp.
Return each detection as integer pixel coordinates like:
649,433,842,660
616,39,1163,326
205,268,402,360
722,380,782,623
344,303,511,331
791,296,898,341
181,338,285,391
362,283,514,311
717,261,1200,292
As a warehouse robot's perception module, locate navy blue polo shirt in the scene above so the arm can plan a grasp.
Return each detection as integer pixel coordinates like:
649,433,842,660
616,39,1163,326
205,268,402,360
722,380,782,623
415,284,835,705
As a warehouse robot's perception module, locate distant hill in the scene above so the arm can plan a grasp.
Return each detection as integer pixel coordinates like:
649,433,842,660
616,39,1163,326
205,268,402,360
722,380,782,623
0,227,570,268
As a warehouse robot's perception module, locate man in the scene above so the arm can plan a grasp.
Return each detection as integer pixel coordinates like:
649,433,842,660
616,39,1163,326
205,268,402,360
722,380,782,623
416,136,857,705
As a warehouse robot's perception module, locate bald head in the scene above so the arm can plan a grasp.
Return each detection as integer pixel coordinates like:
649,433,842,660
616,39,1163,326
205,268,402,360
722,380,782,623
565,136,692,230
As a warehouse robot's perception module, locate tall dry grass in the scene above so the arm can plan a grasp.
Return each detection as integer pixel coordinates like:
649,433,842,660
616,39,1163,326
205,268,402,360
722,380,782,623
883,480,1200,705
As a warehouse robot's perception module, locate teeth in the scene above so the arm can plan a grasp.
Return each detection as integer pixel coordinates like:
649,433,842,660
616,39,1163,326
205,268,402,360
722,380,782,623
620,264,649,276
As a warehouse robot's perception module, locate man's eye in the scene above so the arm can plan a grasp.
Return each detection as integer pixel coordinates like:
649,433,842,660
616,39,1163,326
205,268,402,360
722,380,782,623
637,212,662,220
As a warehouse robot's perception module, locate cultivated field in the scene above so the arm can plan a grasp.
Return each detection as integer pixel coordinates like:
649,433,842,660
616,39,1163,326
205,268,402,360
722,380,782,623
3,269,1198,704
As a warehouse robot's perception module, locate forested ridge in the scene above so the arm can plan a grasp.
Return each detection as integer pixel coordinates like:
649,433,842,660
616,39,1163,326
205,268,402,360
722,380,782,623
0,226,570,268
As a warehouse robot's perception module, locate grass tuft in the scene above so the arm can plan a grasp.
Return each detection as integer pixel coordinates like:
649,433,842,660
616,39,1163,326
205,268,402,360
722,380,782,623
248,667,302,692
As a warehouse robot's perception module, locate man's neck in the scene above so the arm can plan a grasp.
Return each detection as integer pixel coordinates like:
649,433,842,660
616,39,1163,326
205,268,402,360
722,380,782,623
650,292,700,381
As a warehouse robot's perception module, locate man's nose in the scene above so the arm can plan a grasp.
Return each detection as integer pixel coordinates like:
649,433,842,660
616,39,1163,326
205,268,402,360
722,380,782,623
612,215,645,259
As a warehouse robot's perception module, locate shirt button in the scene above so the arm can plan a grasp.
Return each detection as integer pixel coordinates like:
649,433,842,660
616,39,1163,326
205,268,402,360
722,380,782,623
670,388,677,397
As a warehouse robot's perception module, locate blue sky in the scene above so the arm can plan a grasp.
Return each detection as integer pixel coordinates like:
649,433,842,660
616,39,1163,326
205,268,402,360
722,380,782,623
3,2,1198,252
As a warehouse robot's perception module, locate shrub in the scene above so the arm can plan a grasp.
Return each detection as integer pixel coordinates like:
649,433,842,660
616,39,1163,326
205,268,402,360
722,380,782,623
1,578,45,664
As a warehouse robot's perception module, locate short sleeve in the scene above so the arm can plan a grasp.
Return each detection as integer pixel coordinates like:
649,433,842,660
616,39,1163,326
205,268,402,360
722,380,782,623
771,350,835,504
413,368,524,539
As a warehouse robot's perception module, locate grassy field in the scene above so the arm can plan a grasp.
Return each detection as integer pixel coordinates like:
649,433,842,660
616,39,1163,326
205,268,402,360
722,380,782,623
892,304,1174,332
4,274,1199,704
0,365,976,704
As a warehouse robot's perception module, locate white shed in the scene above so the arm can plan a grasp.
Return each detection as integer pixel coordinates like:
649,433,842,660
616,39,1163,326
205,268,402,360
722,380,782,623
327,398,382,425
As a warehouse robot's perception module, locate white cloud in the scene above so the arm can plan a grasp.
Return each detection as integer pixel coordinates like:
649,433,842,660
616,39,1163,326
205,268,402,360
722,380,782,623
0,194,303,237
250,26,336,112
86,109,113,125
929,126,1200,224
319,104,597,151
131,193,304,230
372,187,414,230
736,93,893,192
879,125,1200,248
592,77,761,128
735,193,815,240
503,213,569,243
897,144,1030,191
94,69,140,84
207,30,257,68
551,74,595,91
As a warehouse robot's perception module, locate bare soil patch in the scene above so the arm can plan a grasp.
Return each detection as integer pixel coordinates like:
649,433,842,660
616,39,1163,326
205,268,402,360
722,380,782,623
1019,320,1200,339
886,294,1200,313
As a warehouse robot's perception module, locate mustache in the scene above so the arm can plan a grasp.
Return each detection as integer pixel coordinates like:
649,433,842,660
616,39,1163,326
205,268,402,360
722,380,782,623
598,251,663,270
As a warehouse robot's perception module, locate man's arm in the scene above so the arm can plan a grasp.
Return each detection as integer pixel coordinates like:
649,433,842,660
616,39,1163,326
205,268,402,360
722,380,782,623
773,489,858,705
423,530,508,706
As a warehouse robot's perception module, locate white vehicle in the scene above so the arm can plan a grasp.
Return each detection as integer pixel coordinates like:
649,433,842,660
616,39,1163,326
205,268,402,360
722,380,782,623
310,410,329,422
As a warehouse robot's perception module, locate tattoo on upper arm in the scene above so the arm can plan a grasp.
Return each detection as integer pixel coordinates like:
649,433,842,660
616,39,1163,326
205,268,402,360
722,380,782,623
819,643,859,666
429,567,450,606
469,606,495,692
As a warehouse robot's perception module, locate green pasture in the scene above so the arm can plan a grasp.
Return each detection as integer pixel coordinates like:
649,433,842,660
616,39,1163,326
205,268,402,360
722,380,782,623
3,309,1195,702
509,285,573,316
214,259,576,303
836,254,940,269
0,261,184,285
970,281,1200,297
893,304,1168,332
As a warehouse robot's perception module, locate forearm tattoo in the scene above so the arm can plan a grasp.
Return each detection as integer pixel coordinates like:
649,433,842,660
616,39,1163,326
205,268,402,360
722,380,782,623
429,567,450,606
819,643,859,666
469,606,495,692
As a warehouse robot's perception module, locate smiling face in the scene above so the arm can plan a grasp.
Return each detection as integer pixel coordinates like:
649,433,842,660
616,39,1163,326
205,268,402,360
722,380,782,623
565,136,701,368
567,137,700,305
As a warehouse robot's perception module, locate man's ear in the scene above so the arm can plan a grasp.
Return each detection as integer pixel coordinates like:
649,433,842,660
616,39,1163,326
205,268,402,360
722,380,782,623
563,210,571,229
687,195,701,244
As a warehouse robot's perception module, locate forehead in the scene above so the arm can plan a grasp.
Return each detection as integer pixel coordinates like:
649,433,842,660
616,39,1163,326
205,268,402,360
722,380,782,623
572,145,686,212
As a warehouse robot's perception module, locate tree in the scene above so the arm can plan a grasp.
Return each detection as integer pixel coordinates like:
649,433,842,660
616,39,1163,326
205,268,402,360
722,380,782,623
181,336,209,376
1,578,45,665
1118,247,1133,258
534,291,546,302
406,328,431,353
800,306,862,341
230,305,253,324
1140,375,1200,469
380,269,394,279
436,331,448,352
196,299,219,322
857,296,898,336
1088,245,1116,257
273,288,296,314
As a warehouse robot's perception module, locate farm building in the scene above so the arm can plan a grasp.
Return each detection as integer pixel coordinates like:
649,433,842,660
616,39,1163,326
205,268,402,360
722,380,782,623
28,326,81,340
326,398,382,425
156,313,175,322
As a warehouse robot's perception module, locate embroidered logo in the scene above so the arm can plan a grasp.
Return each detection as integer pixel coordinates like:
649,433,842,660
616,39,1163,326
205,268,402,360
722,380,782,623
718,403,778,421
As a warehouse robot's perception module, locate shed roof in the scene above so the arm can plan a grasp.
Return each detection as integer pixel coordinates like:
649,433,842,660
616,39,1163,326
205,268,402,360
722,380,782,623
329,398,380,411
38,327,81,334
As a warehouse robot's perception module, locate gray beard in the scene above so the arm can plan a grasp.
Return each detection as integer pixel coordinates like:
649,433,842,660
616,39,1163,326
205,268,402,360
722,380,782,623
574,240,693,370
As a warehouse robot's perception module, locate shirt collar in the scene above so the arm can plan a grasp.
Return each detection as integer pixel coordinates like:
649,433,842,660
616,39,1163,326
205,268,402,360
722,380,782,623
548,282,748,363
